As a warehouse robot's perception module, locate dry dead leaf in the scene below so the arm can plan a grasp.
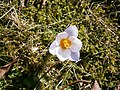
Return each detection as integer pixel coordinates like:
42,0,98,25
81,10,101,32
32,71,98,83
0,60,17,78
91,80,101,90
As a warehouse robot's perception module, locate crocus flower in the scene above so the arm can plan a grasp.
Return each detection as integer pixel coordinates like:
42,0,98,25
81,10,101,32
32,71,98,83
49,25,82,61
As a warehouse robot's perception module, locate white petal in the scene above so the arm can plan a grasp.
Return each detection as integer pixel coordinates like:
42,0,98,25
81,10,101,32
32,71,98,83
56,47,71,61
65,25,78,37
49,40,58,55
69,36,82,52
69,52,80,61
56,32,68,45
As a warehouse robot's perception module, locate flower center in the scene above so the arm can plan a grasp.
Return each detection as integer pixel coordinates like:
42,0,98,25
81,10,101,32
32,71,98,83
60,38,71,49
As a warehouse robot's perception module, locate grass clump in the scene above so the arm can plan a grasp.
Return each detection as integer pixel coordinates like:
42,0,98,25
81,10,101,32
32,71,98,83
0,0,120,90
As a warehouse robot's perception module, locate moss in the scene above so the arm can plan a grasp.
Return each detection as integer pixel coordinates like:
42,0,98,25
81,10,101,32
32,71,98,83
0,0,119,89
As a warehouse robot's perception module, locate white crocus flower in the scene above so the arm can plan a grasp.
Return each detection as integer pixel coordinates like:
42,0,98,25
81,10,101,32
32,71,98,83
49,25,82,61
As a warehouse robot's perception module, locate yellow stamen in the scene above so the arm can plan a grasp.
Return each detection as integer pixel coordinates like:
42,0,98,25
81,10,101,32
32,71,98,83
60,38,71,49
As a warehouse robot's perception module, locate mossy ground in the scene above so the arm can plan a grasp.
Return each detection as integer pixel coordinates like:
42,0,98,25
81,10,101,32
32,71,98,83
0,0,120,90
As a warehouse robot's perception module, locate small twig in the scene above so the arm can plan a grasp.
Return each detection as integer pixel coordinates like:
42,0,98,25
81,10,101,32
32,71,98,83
59,80,91,90
72,67,81,89
0,6,14,19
